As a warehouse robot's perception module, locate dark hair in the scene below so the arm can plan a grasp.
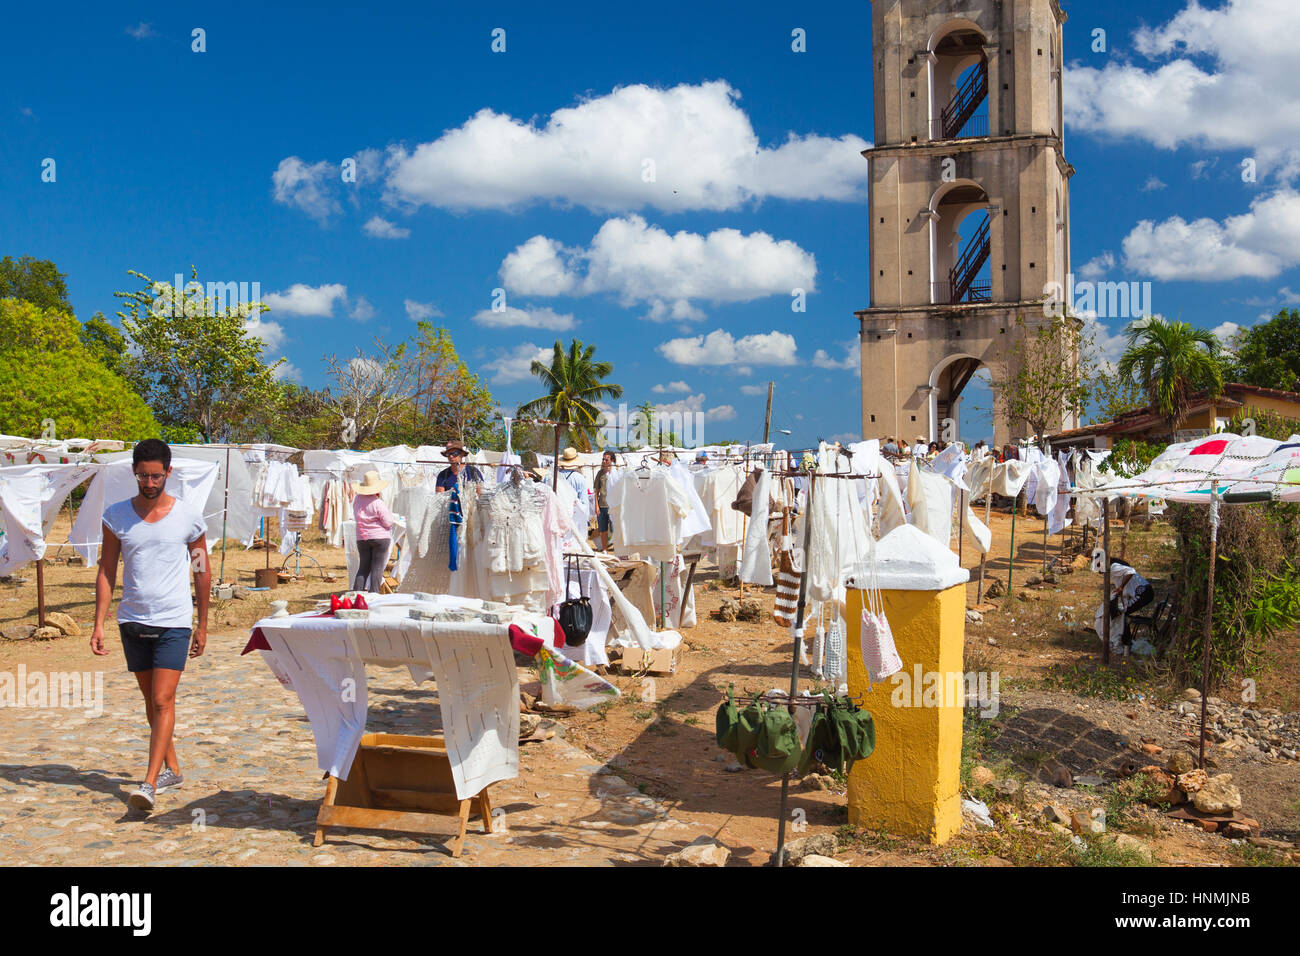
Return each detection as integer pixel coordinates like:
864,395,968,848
133,438,172,471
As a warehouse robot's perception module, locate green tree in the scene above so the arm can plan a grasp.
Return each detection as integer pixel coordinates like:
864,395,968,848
79,311,127,375
0,256,71,314
633,400,656,446
1088,366,1147,424
1116,316,1223,435
517,339,623,452
264,383,337,450
0,297,159,441
1228,309,1300,392
996,313,1093,444
115,268,285,442
375,323,496,447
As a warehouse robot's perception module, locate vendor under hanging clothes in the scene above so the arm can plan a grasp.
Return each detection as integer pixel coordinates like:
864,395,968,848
1097,557,1154,648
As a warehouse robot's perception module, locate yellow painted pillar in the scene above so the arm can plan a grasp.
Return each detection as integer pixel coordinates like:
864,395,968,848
846,524,968,844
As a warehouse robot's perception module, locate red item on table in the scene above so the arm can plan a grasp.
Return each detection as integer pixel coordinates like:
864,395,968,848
353,594,368,610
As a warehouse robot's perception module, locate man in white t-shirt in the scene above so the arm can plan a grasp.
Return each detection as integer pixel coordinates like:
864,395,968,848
91,439,210,812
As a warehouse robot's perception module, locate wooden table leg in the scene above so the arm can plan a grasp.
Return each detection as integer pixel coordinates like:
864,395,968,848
451,798,472,858
314,775,339,847
478,790,494,833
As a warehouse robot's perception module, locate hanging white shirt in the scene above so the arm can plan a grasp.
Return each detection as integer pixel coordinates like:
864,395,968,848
608,467,691,563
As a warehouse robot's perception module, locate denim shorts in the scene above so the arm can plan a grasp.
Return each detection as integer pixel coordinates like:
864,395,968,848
597,507,612,533
119,622,192,673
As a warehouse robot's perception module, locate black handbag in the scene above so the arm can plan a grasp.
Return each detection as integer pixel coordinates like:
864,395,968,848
557,556,594,646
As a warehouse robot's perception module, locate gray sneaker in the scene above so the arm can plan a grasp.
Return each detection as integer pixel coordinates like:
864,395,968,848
156,768,184,792
128,782,156,811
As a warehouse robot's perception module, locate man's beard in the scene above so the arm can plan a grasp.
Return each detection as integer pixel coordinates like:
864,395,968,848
140,482,165,499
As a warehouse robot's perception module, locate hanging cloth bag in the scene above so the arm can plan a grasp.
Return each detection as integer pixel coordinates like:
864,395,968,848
859,538,903,684
715,683,740,752
557,555,594,646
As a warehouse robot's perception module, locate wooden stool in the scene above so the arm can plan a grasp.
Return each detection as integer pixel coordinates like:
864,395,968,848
313,733,494,858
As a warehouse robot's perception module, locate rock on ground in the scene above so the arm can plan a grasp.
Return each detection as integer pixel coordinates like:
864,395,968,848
770,833,838,866
664,836,730,867
44,612,81,637
798,854,848,867
1192,774,1242,814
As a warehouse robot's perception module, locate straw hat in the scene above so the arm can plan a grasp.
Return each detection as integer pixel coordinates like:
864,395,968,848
352,470,388,495
559,447,580,465
530,466,549,482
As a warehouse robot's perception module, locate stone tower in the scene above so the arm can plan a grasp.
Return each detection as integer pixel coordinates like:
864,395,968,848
857,0,1075,448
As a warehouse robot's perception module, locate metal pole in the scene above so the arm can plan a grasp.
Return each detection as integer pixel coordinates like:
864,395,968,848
1007,492,1018,594
1101,501,1112,666
776,472,817,867
976,489,992,603
219,445,230,583
762,381,774,444
36,558,46,628
1199,495,1220,769
1042,513,1049,575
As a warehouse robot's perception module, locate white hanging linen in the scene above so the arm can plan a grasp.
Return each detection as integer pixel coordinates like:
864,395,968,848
1048,451,1073,535
667,460,712,543
907,459,954,546
738,467,773,586
1032,456,1060,517
875,459,908,536
963,500,992,555
0,463,98,574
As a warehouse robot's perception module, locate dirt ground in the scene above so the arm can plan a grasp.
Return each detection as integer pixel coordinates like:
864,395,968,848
2,506,1297,866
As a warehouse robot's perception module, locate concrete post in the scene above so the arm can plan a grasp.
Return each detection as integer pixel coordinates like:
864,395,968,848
847,524,970,844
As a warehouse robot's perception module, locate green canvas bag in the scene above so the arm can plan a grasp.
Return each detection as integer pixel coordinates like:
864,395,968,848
715,683,740,751
754,704,801,774
735,693,765,767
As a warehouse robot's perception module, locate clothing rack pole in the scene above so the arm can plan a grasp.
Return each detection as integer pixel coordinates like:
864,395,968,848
219,444,230,584
1041,511,1049,576
1007,494,1018,595
1101,502,1112,667
35,558,46,628
775,470,817,868
977,490,992,603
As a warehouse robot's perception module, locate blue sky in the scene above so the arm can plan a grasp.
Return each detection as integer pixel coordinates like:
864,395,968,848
4,0,1298,448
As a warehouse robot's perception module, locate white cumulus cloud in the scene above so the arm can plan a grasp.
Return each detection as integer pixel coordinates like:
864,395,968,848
349,296,376,321
485,343,552,384
471,306,575,331
263,283,348,317
382,81,868,214
652,381,691,394
1066,0,1300,182
271,158,341,223
1076,251,1116,282
363,216,410,239
500,215,816,318
657,329,797,367
1121,189,1300,280
404,299,443,320
811,342,857,371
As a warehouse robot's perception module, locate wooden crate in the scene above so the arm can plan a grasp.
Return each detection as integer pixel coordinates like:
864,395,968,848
313,733,493,858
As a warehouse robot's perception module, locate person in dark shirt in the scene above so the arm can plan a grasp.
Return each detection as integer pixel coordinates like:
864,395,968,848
435,440,483,492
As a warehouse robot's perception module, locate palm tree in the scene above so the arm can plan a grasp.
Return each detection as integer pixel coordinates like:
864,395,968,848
1117,316,1224,434
518,339,623,451
634,400,656,447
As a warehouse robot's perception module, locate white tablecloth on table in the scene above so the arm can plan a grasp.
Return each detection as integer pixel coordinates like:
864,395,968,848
251,593,519,800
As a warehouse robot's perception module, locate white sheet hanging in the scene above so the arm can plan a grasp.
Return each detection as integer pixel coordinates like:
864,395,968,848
738,467,773,586
907,459,954,546
0,463,98,574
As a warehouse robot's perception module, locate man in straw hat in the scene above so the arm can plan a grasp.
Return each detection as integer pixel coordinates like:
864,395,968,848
436,439,483,493
557,447,594,536
351,470,396,592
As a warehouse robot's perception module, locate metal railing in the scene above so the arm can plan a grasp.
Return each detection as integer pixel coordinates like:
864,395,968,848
929,111,989,141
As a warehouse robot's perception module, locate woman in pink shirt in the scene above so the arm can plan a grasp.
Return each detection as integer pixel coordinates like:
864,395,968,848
351,471,396,592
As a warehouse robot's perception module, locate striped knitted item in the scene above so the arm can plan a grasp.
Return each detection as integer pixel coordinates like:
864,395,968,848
773,551,800,626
